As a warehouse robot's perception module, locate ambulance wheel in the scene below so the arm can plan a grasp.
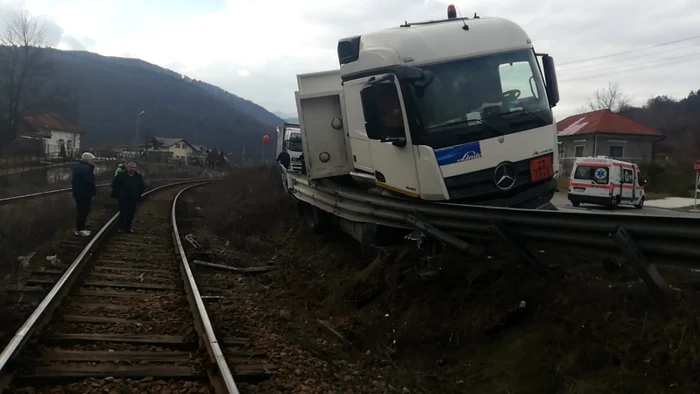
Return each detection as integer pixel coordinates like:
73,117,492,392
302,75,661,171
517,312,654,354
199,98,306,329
634,196,645,209
571,201,580,207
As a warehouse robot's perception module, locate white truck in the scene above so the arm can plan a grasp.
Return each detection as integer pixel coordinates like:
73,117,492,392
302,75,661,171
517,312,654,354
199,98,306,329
284,6,562,246
290,5,560,211
276,123,303,172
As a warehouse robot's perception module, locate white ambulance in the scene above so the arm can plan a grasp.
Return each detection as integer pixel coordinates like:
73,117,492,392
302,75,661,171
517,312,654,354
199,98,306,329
567,156,646,209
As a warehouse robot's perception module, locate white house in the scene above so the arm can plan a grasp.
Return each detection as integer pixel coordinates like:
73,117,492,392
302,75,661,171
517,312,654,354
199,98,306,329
19,113,84,157
149,137,200,160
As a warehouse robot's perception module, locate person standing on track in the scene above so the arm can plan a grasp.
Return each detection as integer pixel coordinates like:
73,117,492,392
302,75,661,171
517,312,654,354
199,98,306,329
72,152,97,237
111,161,145,234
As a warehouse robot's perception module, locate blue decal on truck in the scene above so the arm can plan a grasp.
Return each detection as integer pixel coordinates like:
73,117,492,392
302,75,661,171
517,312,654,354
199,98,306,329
434,141,483,166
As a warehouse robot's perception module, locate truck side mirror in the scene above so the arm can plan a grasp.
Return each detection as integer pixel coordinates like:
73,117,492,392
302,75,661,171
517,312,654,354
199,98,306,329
541,55,559,108
360,84,387,140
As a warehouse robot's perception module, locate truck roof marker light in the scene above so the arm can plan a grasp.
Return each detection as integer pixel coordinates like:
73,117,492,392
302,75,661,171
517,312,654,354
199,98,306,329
447,4,470,30
447,4,457,19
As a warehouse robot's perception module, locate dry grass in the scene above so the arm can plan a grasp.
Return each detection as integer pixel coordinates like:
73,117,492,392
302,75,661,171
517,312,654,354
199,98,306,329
0,193,111,278
185,167,700,393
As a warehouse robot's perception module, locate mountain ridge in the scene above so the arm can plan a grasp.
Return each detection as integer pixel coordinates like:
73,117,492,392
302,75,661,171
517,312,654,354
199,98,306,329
8,47,284,157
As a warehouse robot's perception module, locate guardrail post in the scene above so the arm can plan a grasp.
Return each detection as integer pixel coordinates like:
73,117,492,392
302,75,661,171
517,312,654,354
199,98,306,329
406,214,469,251
489,220,541,265
610,226,671,297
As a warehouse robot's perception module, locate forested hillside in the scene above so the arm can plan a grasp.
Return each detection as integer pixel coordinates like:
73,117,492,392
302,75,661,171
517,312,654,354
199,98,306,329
620,90,700,194
3,47,283,157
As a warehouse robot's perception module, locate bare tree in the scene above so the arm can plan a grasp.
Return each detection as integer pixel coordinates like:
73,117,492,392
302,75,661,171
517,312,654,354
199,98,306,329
583,81,633,113
0,9,53,143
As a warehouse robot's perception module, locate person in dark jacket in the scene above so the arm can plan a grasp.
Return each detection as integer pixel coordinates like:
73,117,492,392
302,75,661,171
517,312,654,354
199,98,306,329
72,152,97,237
111,162,145,233
276,147,291,170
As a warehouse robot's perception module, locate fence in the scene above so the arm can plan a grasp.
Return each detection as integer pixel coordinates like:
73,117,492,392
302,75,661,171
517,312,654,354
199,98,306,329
0,150,228,176
0,152,76,175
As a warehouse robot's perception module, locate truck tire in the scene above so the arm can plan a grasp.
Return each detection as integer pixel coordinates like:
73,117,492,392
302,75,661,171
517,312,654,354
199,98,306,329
634,196,645,209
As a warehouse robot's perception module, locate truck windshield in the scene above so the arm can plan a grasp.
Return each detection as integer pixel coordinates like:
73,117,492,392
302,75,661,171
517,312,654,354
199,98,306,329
406,49,553,149
286,136,303,152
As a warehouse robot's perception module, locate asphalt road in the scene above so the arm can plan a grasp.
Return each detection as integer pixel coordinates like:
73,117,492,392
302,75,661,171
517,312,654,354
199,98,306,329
550,194,698,217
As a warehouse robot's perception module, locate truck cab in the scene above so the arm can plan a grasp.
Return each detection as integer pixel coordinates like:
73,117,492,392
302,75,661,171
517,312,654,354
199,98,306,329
276,123,303,172
294,5,561,209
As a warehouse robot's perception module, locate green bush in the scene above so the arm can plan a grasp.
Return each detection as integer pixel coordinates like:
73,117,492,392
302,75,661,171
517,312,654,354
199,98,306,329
637,160,696,197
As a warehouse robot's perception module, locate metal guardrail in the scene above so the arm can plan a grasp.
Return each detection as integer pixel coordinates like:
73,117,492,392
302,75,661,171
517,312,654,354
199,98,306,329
0,180,206,375
287,174,700,294
0,177,205,205
171,182,239,394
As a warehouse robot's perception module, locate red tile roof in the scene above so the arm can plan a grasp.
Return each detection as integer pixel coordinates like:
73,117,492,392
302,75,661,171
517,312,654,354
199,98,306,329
557,109,662,137
22,113,83,134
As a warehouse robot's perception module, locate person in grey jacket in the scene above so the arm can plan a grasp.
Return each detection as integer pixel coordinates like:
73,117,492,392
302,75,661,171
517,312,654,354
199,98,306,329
71,152,97,237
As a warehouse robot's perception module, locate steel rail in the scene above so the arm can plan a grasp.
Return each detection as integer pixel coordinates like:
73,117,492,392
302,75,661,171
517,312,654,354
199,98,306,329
0,180,205,375
171,182,240,394
0,177,209,205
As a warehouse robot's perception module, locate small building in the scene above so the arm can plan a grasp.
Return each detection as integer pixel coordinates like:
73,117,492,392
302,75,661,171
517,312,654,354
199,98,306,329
18,113,84,157
557,109,664,174
149,137,201,160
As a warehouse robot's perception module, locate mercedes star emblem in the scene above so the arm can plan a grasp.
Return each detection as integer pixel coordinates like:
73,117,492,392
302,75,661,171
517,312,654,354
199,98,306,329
498,136,505,143
493,162,517,191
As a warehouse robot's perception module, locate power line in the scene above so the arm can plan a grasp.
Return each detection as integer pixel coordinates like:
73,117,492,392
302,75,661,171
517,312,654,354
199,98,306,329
559,43,700,72
559,55,700,83
557,35,700,66
560,51,700,77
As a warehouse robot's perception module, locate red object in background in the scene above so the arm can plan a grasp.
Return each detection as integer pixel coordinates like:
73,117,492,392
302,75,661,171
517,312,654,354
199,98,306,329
263,135,269,145
694,160,700,174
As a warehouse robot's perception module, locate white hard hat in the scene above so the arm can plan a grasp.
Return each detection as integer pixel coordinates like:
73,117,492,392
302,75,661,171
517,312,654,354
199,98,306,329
81,152,95,161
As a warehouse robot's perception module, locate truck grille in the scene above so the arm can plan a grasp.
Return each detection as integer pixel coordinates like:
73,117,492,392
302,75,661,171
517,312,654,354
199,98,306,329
444,154,553,203
290,161,303,172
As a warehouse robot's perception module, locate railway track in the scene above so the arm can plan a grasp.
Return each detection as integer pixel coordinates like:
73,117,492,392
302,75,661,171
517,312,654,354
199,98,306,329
1,180,200,347
0,181,272,393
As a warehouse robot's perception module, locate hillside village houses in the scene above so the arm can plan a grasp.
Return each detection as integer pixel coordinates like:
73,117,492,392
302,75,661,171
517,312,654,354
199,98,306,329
148,137,201,160
15,112,84,157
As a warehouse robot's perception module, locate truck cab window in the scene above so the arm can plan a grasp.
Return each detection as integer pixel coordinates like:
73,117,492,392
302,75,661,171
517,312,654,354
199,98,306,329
378,84,406,139
406,49,553,150
499,61,539,100
361,80,407,141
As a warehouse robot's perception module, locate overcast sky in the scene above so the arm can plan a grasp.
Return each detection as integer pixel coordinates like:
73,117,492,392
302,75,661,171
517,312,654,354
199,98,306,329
3,0,700,120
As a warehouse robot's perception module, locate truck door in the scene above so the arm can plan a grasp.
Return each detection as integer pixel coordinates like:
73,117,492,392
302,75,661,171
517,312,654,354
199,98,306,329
359,74,420,198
